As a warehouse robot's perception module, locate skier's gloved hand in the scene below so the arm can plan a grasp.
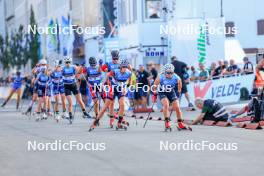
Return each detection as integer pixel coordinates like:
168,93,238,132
99,59,103,66
152,93,157,103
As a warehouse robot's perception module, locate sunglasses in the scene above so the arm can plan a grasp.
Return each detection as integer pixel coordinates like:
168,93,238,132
165,71,173,75
113,58,119,60
65,61,71,64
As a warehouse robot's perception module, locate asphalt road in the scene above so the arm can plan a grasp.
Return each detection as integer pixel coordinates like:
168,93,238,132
0,100,263,176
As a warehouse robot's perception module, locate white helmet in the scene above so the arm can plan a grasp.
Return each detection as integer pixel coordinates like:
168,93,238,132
39,59,47,65
162,64,175,73
119,58,129,67
64,56,72,63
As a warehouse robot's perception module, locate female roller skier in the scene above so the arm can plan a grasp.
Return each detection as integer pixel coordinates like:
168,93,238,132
101,50,120,126
35,66,51,121
24,59,48,115
85,57,105,118
152,64,191,131
62,56,91,124
1,71,24,110
89,58,132,131
50,60,67,122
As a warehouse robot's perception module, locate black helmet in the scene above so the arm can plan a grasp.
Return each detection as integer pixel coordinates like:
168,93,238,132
89,57,97,66
111,50,119,59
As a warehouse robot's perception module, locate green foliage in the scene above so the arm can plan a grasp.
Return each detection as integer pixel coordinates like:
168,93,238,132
0,4,40,71
28,5,40,68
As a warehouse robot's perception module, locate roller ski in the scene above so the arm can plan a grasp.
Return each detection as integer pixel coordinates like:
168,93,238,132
164,118,172,132
35,112,41,122
54,112,60,123
89,119,100,132
62,111,68,119
82,111,92,119
41,113,48,120
23,107,32,116
109,116,115,128
68,112,74,124
115,117,129,131
176,120,192,131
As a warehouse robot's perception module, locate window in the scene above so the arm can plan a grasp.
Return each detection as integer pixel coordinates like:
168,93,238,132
118,0,137,25
144,0,163,20
225,21,235,38
257,19,264,35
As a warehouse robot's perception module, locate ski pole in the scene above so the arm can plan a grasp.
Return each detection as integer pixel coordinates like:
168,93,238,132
143,102,155,128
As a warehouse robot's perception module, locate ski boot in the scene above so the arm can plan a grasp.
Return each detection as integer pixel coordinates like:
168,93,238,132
68,112,74,124
109,115,115,128
55,112,60,123
94,114,100,126
177,119,192,131
23,106,32,116
42,113,48,120
82,110,92,119
35,112,41,122
116,116,128,131
62,111,68,119
47,111,53,117
1,101,6,108
89,119,100,132
164,117,172,132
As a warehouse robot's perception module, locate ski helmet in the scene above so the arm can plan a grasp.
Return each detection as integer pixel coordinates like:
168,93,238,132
89,57,97,66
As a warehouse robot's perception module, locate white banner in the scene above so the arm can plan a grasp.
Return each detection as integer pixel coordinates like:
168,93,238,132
180,74,255,107
168,18,225,68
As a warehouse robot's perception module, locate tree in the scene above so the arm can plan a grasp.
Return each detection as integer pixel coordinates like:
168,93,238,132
1,33,12,71
28,5,40,68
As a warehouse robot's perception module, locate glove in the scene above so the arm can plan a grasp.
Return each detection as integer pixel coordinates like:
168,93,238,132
152,93,157,103
99,59,103,66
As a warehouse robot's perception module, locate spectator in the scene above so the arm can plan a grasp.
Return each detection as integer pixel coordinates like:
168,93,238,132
190,66,199,83
214,60,226,79
224,59,238,76
136,65,150,109
223,60,229,69
198,63,209,82
171,56,195,109
147,61,158,85
209,62,217,79
242,57,254,74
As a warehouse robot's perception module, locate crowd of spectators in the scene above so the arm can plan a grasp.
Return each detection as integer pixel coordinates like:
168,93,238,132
187,57,254,84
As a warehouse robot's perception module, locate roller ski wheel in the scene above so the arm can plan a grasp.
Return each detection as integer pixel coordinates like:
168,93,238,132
42,113,48,120
165,127,172,132
116,123,127,131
